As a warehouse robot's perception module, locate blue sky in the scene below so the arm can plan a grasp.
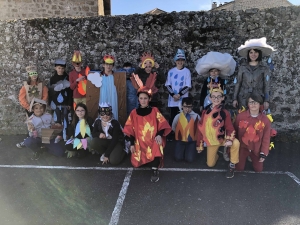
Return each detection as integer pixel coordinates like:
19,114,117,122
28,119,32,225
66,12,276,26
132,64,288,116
111,0,300,15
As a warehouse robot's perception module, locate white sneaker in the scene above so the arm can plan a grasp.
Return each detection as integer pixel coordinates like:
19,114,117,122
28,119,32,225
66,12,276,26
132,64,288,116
247,156,252,162
100,154,105,162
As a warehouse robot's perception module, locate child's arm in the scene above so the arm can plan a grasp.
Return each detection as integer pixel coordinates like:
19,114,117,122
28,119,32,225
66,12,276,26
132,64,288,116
19,86,30,111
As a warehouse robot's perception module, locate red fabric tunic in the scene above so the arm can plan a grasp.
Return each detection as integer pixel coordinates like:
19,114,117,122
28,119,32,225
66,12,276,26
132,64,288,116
69,68,86,98
123,107,172,168
234,110,271,156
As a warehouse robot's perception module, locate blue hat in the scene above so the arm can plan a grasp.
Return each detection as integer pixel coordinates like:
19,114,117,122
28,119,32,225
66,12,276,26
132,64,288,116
54,59,66,66
173,49,186,62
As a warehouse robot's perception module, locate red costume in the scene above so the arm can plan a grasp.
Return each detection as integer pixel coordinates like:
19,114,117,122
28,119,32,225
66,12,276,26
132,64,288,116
123,107,171,168
69,68,86,99
234,110,271,172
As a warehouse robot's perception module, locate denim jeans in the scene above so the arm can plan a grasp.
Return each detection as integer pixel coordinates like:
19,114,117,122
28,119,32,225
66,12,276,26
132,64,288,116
126,80,138,116
174,140,196,162
24,137,65,157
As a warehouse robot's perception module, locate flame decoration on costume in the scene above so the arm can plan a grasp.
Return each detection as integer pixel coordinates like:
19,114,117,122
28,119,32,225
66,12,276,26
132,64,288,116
77,66,90,96
130,72,158,96
72,50,82,63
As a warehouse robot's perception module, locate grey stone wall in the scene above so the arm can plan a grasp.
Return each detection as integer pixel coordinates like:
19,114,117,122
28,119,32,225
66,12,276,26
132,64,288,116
0,6,300,141
0,0,99,20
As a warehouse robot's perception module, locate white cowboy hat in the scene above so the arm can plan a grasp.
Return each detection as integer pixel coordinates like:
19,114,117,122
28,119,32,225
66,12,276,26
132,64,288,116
195,52,236,78
238,37,276,58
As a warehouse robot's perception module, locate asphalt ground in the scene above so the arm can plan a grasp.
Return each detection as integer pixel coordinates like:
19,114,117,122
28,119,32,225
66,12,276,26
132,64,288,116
0,135,300,225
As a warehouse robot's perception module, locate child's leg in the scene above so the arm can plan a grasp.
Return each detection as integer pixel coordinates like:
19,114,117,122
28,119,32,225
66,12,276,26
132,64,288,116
174,140,185,161
184,141,196,162
229,139,240,165
249,152,264,172
235,147,250,171
90,138,109,155
24,137,43,153
109,142,126,165
206,145,220,167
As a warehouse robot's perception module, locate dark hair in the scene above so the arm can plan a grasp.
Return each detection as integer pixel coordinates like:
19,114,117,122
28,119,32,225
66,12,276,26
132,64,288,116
182,97,193,106
137,91,151,98
26,75,41,85
247,49,262,62
72,103,89,127
32,103,46,112
123,62,132,67
247,93,263,105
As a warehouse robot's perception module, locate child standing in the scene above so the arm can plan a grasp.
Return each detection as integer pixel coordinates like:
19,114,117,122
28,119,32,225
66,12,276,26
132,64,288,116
17,65,48,148
172,97,200,162
165,49,191,140
65,103,93,158
197,86,240,178
48,59,72,142
69,50,87,107
24,98,65,160
123,73,171,182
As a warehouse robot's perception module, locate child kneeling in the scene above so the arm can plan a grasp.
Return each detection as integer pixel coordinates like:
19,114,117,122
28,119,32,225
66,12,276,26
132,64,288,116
24,98,65,160
172,97,200,162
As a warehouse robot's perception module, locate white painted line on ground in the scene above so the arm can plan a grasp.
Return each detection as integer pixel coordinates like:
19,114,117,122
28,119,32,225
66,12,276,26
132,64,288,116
0,164,299,186
286,172,300,186
109,168,133,225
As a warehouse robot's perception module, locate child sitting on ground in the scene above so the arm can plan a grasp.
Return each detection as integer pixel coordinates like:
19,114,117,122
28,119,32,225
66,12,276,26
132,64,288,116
24,98,65,160
172,97,200,162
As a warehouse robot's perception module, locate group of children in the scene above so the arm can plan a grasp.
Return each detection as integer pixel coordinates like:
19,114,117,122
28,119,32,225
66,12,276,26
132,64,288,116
16,37,276,182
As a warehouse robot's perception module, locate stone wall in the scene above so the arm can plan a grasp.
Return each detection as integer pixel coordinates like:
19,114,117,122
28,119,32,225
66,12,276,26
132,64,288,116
0,0,99,20
0,6,300,140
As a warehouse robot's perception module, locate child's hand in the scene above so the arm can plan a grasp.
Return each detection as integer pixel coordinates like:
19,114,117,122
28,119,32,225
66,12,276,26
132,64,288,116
224,140,232,147
130,145,136,154
99,133,106,139
155,135,162,145
154,62,159,69
76,76,85,82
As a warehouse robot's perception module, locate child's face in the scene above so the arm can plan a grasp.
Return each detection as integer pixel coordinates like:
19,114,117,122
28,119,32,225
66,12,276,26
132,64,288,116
55,66,65,75
33,104,45,117
248,97,260,111
104,63,113,74
182,103,192,114
209,92,224,107
209,69,220,78
175,59,185,69
144,60,153,73
138,93,150,108
75,106,86,119
73,62,82,72
100,111,112,122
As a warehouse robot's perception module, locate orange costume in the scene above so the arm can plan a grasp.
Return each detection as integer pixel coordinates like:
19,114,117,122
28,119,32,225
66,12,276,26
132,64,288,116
19,65,48,112
123,107,171,167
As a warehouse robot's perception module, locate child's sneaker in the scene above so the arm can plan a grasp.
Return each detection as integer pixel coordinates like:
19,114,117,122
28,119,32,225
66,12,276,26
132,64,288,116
31,152,40,160
226,166,235,178
151,169,159,182
16,141,25,148
247,156,252,162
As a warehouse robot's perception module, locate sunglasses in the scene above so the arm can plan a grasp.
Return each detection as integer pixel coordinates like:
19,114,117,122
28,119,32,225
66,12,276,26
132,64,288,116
100,112,112,116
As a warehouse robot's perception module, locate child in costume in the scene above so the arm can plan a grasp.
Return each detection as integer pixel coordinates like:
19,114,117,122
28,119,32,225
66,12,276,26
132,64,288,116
65,103,94,158
234,93,271,172
172,97,200,162
17,65,48,148
123,72,172,182
87,55,121,120
24,98,65,160
165,49,191,140
134,52,165,107
91,102,126,165
195,51,236,161
69,50,87,107
197,85,240,178
48,59,72,142
233,37,275,110
195,51,236,112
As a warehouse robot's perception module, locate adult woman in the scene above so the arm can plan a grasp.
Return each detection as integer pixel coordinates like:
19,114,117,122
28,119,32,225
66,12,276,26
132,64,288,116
17,65,48,148
123,73,171,182
233,37,275,110
234,93,271,172
91,103,126,165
